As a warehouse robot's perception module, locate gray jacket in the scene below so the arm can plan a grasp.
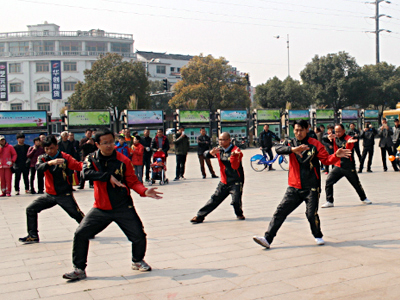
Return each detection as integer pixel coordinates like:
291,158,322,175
393,125,400,144
378,126,393,148
173,133,190,155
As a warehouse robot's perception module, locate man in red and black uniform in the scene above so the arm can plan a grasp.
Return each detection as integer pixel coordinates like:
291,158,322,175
190,132,245,223
19,135,85,244
63,130,162,281
322,124,371,208
253,120,351,249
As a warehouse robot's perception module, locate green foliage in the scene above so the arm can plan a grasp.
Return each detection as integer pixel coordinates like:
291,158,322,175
149,80,174,115
68,53,150,122
169,54,250,110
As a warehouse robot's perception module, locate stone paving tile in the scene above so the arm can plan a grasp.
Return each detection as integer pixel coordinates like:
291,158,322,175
0,145,399,299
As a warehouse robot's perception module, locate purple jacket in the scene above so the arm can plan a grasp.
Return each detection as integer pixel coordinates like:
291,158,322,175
27,146,45,168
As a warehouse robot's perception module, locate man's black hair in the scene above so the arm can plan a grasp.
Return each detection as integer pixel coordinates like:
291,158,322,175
335,124,345,130
179,125,185,129
42,135,58,148
395,118,399,122
85,128,92,133
319,124,325,129
350,123,355,126
293,119,309,129
134,135,141,141
157,128,164,133
94,129,114,144
200,127,205,130
33,137,40,143
16,132,25,139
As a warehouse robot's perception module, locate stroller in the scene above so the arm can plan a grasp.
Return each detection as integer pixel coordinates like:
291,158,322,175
149,151,169,185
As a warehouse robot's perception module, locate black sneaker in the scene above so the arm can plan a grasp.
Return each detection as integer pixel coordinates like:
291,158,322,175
173,178,179,181
62,268,86,280
358,169,362,173
367,169,373,173
212,175,219,178
37,191,44,194
19,235,39,243
202,175,206,179
15,191,20,195
30,190,37,194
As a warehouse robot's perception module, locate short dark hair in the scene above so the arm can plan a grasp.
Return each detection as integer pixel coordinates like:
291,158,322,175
395,119,399,122
94,129,114,144
319,124,325,129
179,125,185,129
157,128,164,133
327,125,335,131
85,128,92,133
134,135,141,141
316,127,322,133
293,119,308,129
42,135,58,147
16,132,25,139
350,123,355,126
33,137,40,143
382,117,387,121
335,124,345,130
200,127,205,130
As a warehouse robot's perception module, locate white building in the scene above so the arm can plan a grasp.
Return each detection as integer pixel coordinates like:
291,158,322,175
0,22,135,130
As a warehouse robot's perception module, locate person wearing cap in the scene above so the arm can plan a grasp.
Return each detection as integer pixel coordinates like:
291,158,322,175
0,135,17,196
378,118,399,172
393,118,400,154
13,132,31,195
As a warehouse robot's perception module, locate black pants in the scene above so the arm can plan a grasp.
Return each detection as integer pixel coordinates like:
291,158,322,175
72,206,147,270
264,187,322,244
353,142,362,162
30,167,44,193
26,193,84,236
175,154,187,178
198,154,216,177
325,167,366,203
79,178,93,189
381,146,399,171
262,148,274,170
14,168,29,192
359,146,374,171
143,154,152,181
197,181,244,218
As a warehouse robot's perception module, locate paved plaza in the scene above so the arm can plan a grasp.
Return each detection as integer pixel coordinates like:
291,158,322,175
1,145,400,299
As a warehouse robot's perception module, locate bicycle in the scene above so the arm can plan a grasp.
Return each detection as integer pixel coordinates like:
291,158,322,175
250,152,289,172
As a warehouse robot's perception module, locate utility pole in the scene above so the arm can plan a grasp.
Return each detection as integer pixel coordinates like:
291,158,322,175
367,0,391,64
274,34,290,77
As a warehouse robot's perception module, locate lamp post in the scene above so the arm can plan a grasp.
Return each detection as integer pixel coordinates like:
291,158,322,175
274,34,290,77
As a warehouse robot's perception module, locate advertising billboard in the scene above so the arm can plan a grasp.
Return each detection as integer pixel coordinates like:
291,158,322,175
257,124,281,138
257,109,280,121
220,110,247,122
127,110,163,125
0,62,7,101
316,109,334,119
0,111,47,128
341,110,358,120
179,110,210,123
68,111,110,126
51,60,62,100
364,110,379,119
288,110,309,120
221,126,247,138
185,127,210,146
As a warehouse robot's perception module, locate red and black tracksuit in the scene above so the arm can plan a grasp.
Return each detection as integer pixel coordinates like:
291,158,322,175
196,145,244,219
25,151,84,238
325,135,367,204
72,150,148,271
264,137,340,244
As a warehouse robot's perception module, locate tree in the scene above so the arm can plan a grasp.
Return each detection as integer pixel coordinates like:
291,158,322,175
254,76,309,113
68,53,150,130
169,54,250,111
149,80,174,115
300,52,360,117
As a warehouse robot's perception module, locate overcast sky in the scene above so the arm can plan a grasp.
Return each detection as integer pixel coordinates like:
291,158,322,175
5,0,400,85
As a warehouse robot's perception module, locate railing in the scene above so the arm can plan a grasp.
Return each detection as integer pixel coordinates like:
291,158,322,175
0,31,133,40
0,51,136,58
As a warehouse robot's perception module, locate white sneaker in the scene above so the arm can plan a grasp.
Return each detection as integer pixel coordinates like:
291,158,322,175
315,238,325,245
321,202,334,208
362,198,372,205
253,236,270,249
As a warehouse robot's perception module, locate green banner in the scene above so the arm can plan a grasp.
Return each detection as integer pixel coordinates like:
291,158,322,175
179,110,210,123
257,109,280,121
316,109,334,119
68,111,110,126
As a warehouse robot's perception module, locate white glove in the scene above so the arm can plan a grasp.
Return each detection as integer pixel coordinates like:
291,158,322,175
146,147,150,152
6,161,12,166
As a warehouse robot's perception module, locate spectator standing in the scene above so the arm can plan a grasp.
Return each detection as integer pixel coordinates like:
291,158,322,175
69,132,81,160
346,123,362,163
131,136,144,183
259,124,280,171
393,118,400,154
140,129,153,182
13,133,30,195
0,135,17,196
79,129,97,189
115,135,131,159
378,118,399,172
173,126,190,181
358,122,377,173
124,129,134,148
27,137,45,194
58,131,77,158
321,126,335,174
197,127,218,179
151,128,170,160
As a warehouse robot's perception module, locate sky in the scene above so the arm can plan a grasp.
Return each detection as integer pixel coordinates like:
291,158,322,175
5,0,400,86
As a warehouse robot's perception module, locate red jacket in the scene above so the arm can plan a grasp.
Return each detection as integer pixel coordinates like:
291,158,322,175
332,134,354,169
0,143,17,169
131,143,144,166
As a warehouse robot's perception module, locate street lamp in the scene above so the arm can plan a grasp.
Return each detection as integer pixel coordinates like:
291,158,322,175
274,34,290,77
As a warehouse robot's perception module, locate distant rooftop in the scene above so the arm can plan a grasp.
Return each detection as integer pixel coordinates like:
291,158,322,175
136,51,193,61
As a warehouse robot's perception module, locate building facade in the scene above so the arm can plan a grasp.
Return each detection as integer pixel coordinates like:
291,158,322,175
0,22,135,129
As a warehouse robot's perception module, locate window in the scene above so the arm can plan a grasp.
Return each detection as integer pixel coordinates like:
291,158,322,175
86,41,106,52
37,102,50,111
33,41,55,52
9,63,21,73
64,81,77,91
156,65,166,74
111,42,130,53
0,43,4,53
60,41,81,52
36,62,49,72
10,83,22,93
10,103,22,110
177,68,181,72
170,67,175,72
9,42,29,53
37,82,50,92
64,62,77,71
